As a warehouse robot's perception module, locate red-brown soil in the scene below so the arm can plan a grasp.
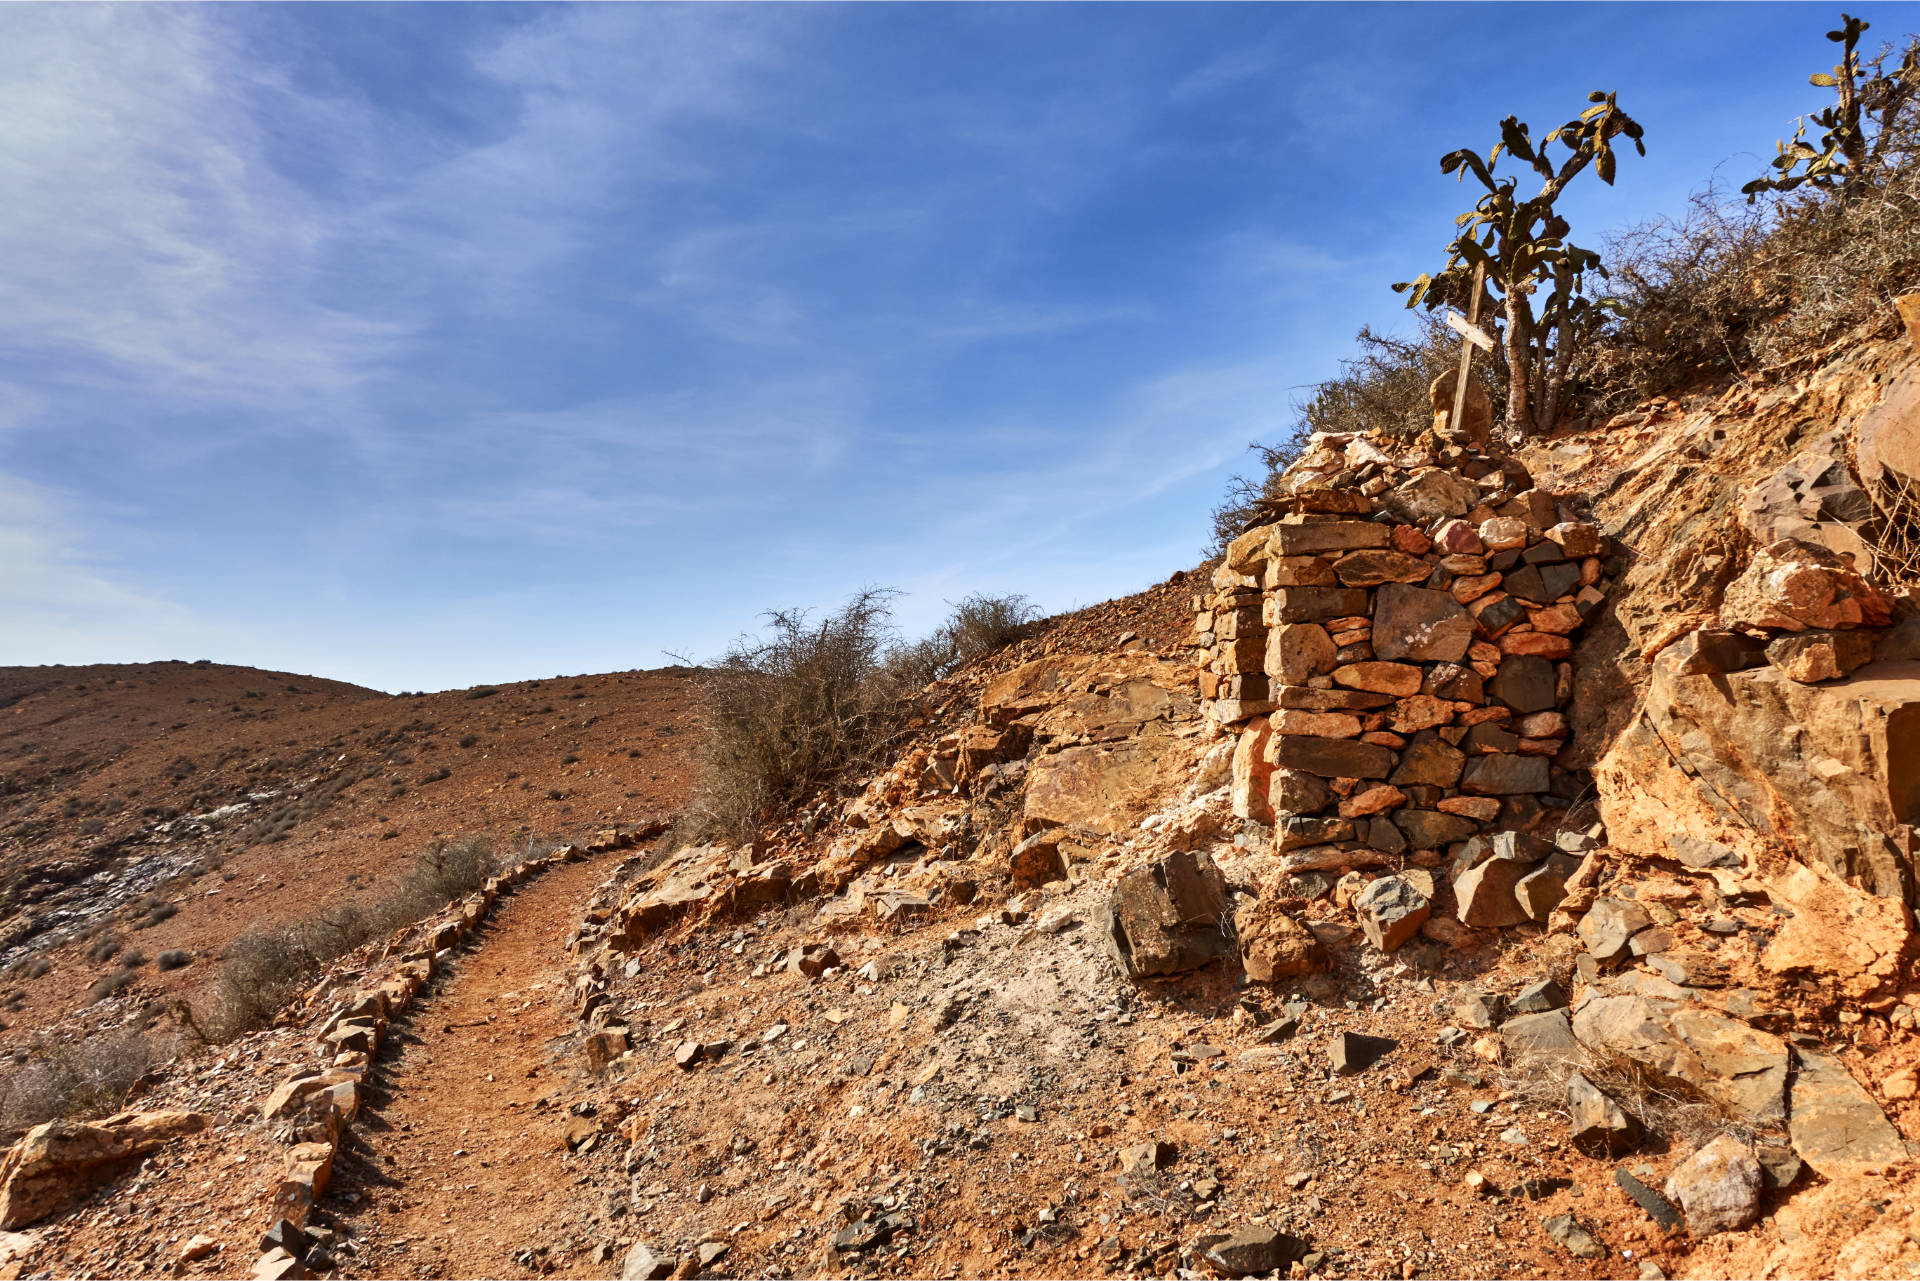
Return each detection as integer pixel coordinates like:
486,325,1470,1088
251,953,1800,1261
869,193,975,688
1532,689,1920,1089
0,661,701,1043
327,851,627,1280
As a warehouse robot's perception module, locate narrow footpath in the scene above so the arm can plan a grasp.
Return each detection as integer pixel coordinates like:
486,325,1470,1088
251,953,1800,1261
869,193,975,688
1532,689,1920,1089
326,853,624,1280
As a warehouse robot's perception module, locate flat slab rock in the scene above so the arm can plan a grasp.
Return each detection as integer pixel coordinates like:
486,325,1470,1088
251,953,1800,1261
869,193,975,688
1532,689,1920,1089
1500,1009,1579,1066
1371,583,1475,662
1571,994,1788,1128
1201,1225,1306,1277
1788,1047,1909,1176
0,1111,208,1231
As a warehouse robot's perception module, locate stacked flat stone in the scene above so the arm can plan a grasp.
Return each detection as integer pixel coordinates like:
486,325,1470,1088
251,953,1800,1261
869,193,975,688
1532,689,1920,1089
1190,431,1610,877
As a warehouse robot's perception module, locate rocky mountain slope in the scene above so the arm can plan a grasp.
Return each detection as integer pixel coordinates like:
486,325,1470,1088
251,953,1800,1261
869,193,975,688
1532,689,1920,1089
0,663,701,1042
1,323,1918,1281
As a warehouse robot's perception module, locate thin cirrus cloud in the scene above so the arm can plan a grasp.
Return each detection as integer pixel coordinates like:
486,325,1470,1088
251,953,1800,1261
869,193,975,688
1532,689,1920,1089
0,7,400,413
0,2,1862,691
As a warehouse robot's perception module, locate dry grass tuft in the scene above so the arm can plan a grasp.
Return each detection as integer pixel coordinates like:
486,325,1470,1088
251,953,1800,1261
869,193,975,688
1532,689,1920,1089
1498,1048,1739,1154
207,834,507,1039
0,1029,164,1135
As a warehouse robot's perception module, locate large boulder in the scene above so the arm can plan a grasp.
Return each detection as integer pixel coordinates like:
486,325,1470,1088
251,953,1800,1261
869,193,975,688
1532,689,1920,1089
1599,645,1920,902
0,1111,207,1230
1787,1047,1908,1176
1103,851,1233,979
1760,862,1911,1002
1719,538,1892,633
1025,738,1187,836
1571,995,1788,1127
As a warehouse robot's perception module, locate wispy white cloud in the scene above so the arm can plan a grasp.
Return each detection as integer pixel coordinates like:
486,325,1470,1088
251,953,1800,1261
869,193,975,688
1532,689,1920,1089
1168,41,1286,104
928,302,1152,343
0,7,405,413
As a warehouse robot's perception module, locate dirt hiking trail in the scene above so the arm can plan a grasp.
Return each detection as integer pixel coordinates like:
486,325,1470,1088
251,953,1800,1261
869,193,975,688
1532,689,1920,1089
326,853,620,1279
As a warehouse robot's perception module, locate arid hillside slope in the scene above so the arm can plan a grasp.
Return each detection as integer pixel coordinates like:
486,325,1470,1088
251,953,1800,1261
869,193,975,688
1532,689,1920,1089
0,662,701,1042
2,328,1920,1281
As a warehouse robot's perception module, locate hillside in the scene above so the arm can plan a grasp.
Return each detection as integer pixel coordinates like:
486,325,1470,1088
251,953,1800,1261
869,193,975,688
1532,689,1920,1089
3,319,1917,1281
0,661,702,1043
1,345,1918,1281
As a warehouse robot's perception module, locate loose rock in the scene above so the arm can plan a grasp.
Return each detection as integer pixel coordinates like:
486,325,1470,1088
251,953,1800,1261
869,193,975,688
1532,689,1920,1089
1664,1134,1763,1236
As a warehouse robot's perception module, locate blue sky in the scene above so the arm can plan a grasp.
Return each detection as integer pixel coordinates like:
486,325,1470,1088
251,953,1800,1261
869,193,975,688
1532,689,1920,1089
0,2,1896,691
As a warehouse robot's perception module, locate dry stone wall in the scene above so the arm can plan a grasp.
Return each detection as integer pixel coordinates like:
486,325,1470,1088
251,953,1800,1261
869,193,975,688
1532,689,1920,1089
1193,432,1612,916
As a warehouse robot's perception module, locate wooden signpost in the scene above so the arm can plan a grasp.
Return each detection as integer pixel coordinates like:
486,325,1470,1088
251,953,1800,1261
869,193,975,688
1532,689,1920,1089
1447,261,1491,438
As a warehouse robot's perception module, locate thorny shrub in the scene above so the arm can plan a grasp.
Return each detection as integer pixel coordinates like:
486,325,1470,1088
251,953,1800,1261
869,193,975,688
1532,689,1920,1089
0,1029,163,1136
1213,17,1918,549
675,589,1039,845
207,834,510,1039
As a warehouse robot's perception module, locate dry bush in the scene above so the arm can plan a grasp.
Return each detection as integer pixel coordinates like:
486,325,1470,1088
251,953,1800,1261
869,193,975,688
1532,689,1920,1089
885,592,1042,689
1299,314,1494,444
0,1029,160,1133
1581,161,1919,412
677,590,1039,844
1210,436,1311,556
1583,24,1919,411
1868,468,1920,585
1498,1047,1736,1154
85,969,136,1004
945,592,1041,658
1209,313,1494,553
677,589,908,846
208,835,503,1039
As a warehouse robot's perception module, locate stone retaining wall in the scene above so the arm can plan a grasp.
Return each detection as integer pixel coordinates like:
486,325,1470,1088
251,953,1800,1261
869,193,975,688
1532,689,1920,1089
1193,432,1613,912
